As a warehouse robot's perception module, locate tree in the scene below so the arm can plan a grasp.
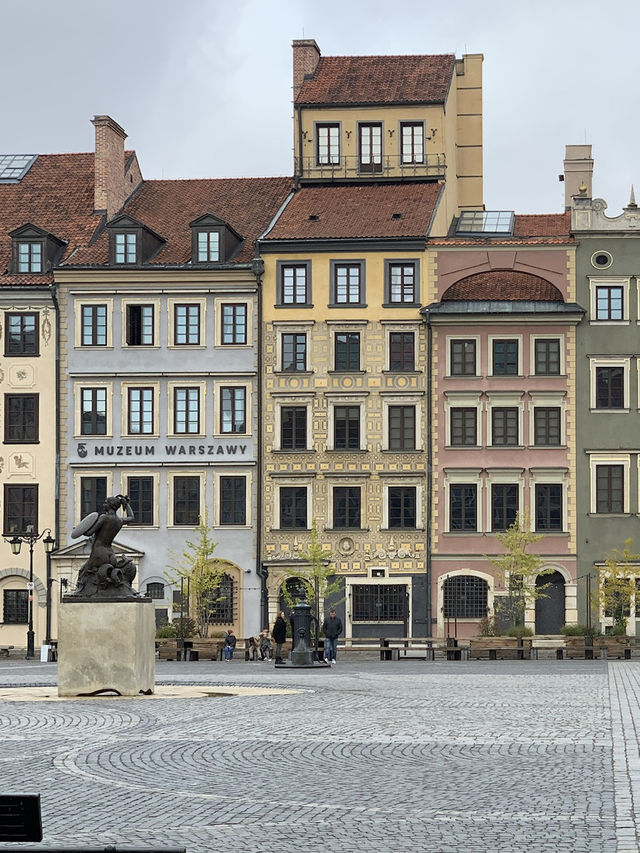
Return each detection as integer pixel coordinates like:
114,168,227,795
166,513,234,637
487,512,553,630
282,520,342,630
597,539,640,635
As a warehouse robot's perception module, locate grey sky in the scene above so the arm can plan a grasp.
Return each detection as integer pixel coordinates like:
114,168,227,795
1,0,638,215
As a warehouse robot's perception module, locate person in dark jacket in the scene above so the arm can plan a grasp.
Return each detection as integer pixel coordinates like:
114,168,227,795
272,611,288,663
223,628,237,661
322,608,343,664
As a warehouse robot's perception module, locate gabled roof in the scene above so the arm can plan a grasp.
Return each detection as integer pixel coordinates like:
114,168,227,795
0,153,98,285
443,270,564,301
262,183,443,242
66,176,293,267
295,54,455,105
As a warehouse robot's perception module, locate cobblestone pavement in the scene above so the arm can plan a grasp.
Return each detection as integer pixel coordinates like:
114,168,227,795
0,657,635,852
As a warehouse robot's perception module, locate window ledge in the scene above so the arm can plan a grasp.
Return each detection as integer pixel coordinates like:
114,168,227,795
587,513,633,518
275,303,314,309
382,370,422,375
2,441,40,445
382,302,421,309
325,527,371,533
328,370,367,375
272,448,315,453
379,526,423,532
326,448,369,453
591,320,630,325
275,370,314,376
589,408,629,414
381,448,422,453
328,303,368,309
527,444,566,450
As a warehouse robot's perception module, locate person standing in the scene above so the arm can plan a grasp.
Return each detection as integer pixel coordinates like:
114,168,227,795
223,628,237,661
322,608,343,665
272,611,288,663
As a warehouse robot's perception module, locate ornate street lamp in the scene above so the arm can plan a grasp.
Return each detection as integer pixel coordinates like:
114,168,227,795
4,527,54,659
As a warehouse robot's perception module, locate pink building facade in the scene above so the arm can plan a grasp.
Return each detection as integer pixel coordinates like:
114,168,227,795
425,224,584,638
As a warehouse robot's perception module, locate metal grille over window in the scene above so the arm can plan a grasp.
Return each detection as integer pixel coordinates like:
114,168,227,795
442,575,488,618
205,574,234,623
352,584,407,621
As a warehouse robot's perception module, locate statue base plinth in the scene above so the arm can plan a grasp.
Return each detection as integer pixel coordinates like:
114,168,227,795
58,598,155,697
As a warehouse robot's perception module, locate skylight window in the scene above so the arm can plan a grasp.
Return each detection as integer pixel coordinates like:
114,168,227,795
456,210,514,236
0,155,37,183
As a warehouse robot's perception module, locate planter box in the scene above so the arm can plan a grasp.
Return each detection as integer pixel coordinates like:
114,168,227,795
566,635,629,659
469,636,532,660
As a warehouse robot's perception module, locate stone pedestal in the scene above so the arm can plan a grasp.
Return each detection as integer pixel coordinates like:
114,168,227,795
58,597,155,697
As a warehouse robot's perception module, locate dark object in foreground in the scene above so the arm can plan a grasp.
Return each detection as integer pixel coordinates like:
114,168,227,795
275,586,330,669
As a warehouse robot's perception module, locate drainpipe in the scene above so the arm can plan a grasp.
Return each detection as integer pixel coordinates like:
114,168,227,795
426,313,433,637
252,256,268,630
49,284,60,550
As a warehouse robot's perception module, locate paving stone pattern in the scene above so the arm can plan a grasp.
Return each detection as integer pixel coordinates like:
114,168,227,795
0,658,636,852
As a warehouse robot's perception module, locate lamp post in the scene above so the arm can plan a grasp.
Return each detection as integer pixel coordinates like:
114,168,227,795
5,527,55,659
43,533,57,645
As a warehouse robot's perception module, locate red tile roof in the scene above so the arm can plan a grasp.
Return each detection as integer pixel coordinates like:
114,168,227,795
262,183,443,241
296,54,455,105
67,176,293,267
430,212,573,246
443,270,563,301
0,153,99,285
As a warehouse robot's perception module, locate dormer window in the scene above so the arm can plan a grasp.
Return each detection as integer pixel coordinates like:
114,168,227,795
18,241,42,273
197,230,220,262
115,232,137,264
9,223,65,275
190,214,242,265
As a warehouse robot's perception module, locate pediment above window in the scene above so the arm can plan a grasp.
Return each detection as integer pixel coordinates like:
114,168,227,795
106,214,165,266
9,222,66,274
189,213,243,264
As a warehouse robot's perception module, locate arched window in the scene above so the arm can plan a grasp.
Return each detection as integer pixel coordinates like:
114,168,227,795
443,575,488,618
146,582,165,600
206,573,235,624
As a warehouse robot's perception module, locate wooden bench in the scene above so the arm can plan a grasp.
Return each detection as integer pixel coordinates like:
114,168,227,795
379,637,470,661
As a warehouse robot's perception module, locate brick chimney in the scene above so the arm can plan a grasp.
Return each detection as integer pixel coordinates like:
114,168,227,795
292,39,321,100
563,144,593,209
92,115,128,219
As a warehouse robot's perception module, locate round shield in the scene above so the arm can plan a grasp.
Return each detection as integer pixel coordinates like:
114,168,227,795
71,511,100,539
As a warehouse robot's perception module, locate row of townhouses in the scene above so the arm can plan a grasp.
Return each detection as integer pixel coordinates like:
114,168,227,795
1,40,638,649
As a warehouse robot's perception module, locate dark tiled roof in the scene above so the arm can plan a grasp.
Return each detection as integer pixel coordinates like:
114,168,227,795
262,183,443,241
67,176,293,266
296,54,455,105
0,153,98,285
443,270,563,301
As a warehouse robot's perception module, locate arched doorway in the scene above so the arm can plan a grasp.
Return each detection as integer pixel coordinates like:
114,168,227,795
535,571,566,634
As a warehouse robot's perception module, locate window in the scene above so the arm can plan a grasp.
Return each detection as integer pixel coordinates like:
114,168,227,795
595,285,624,320
81,305,107,346
443,576,488,618
389,332,415,371
534,407,561,446
4,394,38,442
534,339,560,375
3,484,37,534
80,477,107,517
492,339,518,375
388,406,415,450
127,388,154,435
174,387,200,434
386,262,417,304
81,388,107,436
5,312,38,356
280,486,307,528
331,262,364,305
596,465,624,514
334,405,360,450
492,407,519,446
491,484,518,532
173,476,200,525
316,123,340,166
114,232,137,264
17,241,42,273
456,211,514,236
220,477,246,525
333,486,361,529
449,485,477,532
221,304,247,345
146,582,165,600
197,231,220,262
596,367,624,409
174,304,200,345
388,486,417,528
3,590,28,624
450,408,477,446
278,263,310,305
352,584,407,621
220,387,246,434
206,573,235,623
282,333,306,371
280,406,307,450
535,484,563,531
126,305,154,346
450,340,476,376
358,123,382,173
400,122,424,165
127,476,154,525
334,333,360,371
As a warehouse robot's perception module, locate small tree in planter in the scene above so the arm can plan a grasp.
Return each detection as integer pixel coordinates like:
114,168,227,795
487,513,554,632
597,539,640,636
166,513,235,638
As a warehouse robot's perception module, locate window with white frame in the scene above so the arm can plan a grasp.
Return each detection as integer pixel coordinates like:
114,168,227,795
590,358,630,411
532,337,562,376
400,122,424,164
126,386,155,435
316,124,340,166
589,454,630,514
589,277,629,322
444,469,482,533
491,337,520,376
79,386,109,436
278,484,309,529
448,338,478,377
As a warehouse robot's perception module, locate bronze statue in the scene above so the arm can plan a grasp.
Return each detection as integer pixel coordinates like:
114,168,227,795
69,495,139,599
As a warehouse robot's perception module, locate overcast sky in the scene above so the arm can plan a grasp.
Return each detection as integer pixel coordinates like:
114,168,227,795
1,0,638,215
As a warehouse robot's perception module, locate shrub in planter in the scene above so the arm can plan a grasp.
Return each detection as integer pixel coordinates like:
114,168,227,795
506,626,533,638
156,623,177,639
561,624,590,636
